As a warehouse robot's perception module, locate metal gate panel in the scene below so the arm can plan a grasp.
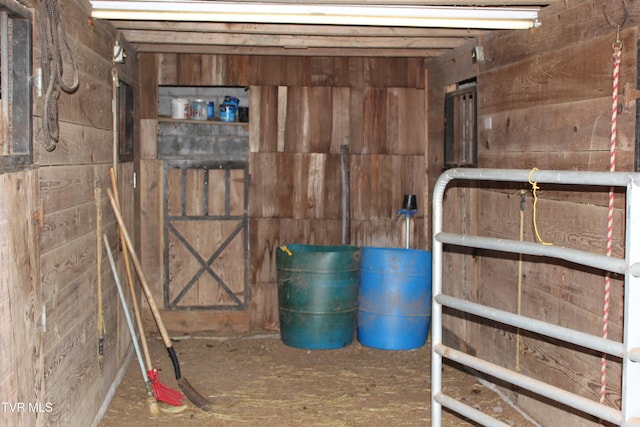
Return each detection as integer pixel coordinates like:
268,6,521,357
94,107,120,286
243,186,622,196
431,168,640,427
163,160,248,310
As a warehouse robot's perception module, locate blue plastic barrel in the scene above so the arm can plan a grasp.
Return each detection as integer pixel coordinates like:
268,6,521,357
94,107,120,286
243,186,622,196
277,244,360,349
358,247,432,350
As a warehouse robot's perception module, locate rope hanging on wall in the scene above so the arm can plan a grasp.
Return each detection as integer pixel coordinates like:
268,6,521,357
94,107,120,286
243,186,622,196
95,186,105,376
600,24,623,412
38,0,79,152
527,168,552,246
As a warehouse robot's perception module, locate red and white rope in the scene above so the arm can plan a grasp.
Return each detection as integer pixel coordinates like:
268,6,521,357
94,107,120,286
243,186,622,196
600,44,622,408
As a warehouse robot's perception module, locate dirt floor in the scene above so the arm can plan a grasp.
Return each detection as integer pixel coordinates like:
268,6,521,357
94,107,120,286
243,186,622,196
98,332,536,426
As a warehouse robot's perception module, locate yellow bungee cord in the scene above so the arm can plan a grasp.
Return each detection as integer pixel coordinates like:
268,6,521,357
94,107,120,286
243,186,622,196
528,167,553,246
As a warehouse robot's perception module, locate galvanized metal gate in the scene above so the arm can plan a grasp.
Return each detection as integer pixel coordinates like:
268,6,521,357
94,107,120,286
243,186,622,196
431,168,640,427
163,160,248,310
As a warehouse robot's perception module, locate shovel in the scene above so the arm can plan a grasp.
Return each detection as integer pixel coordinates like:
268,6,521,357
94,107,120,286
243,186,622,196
108,169,184,407
106,187,212,410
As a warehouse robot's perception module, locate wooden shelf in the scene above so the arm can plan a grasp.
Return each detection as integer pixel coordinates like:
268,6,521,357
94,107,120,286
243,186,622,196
158,116,248,127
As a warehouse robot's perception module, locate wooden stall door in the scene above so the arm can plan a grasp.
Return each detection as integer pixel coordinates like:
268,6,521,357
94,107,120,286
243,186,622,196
164,161,248,310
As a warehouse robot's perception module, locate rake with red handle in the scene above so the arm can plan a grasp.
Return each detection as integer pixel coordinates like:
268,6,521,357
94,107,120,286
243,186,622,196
106,187,212,410
108,170,184,407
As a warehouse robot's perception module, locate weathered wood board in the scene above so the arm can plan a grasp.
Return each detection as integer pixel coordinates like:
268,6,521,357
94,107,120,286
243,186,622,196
157,55,426,89
0,170,42,427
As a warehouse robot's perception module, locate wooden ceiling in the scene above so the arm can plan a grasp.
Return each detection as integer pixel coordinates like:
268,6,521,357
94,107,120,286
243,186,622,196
101,0,560,58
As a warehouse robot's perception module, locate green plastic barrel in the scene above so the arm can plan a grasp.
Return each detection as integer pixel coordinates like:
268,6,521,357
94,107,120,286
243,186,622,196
276,244,360,349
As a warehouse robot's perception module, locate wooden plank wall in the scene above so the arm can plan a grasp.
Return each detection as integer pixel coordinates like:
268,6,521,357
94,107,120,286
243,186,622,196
23,0,140,424
0,170,42,427
426,1,636,426
138,54,425,331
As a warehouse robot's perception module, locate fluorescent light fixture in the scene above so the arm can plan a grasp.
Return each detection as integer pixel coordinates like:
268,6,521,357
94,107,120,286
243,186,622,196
90,1,540,30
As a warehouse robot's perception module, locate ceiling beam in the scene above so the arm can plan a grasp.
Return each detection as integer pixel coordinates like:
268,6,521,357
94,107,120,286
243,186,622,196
111,21,487,38
119,29,469,50
130,42,447,57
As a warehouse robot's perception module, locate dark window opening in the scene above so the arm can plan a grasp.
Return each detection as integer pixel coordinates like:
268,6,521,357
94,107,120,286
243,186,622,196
0,1,32,172
444,79,477,168
118,81,134,162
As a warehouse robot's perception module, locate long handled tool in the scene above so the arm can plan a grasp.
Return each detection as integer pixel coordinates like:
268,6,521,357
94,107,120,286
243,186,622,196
106,187,212,411
108,169,183,407
103,234,161,416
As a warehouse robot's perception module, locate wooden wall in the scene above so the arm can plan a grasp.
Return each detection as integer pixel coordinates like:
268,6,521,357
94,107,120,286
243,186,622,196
0,169,42,427
0,0,140,425
426,1,636,426
137,54,426,331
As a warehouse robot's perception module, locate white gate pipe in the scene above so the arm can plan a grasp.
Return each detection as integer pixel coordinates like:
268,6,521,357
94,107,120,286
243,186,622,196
622,175,640,426
434,344,622,425
431,168,640,427
435,167,633,187
434,393,512,427
436,232,627,274
436,294,624,357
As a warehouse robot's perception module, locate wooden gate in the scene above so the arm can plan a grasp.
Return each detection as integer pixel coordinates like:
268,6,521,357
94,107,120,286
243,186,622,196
163,161,248,310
